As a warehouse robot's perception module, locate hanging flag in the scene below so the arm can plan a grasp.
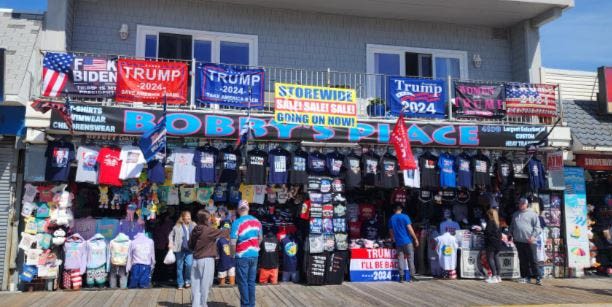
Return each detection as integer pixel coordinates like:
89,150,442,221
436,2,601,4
31,99,74,133
139,98,167,161
234,117,255,150
42,52,75,97
390,114,416,170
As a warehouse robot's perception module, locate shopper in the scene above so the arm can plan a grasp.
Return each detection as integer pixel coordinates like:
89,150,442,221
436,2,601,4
189,209,228,307
169,211,197,289
231,200,263,307
388,204,419,283
510,198,542,285
484,208,502,284
216,229,236,287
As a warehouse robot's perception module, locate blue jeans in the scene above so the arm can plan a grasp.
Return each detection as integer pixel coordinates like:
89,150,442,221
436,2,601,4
176,251,193,287
236,257,258,307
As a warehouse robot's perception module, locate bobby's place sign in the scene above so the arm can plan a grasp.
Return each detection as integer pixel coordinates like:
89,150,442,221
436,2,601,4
50,104,547,147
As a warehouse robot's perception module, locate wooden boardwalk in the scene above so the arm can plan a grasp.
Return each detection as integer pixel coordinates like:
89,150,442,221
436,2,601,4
1,278,611,307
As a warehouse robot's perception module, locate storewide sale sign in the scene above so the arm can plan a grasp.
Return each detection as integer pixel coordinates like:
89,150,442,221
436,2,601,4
116,59,188,104
349,248,408,282
274,83,357,128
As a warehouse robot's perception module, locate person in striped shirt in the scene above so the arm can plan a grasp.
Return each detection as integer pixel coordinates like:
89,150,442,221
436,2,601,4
231,200,262,307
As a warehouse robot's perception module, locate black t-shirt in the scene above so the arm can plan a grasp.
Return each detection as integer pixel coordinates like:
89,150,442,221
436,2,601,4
495,156,514,190
308,151,327,175
361,218,380,240
245,149,267,185
326,151,345,177
219,146,242,184
305,253,327,285
418,152,439,188
343,154,362,189
290,149,309,185
361,152,380,186
45,141,75,182
378,155,399,189
259,235,280,269
471,153,491,187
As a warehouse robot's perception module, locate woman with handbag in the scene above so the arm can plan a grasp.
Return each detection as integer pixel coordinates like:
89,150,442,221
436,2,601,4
168,211,196,289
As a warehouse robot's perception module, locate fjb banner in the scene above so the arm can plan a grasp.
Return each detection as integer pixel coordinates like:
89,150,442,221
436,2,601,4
116,59,188,104
197,63,265,109
454,82,505,118
388,77,446,118
42,52,116,98
274,83,358,128
349,248,408,282
505,83,558,117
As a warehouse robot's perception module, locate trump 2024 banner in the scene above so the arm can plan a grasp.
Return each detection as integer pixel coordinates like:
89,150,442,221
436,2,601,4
116,59,188,104
505,83,558,117
197,63,265,109
388,77,446,118
42,52,116,98
274,83,357,128
454,81,505,118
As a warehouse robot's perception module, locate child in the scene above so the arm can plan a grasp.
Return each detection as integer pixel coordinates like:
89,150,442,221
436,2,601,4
216,229,235,286
258,231,280,284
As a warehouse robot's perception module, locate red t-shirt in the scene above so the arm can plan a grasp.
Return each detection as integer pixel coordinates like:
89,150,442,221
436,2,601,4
97,147,123,186
37,185,55,202
359,203,375,221
299,199,311,220
349,220,362,238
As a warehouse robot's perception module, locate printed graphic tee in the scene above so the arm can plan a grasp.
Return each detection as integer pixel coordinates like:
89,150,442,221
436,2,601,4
147,152,166,184
193,146,218,184
245,149,267,185
308,151,327,176
219,147,241,184
259,235,280,269
75,146,100,184
403,157,420,188
456,153,472,189
119,145,146,180
45,141,75,182
268,147,290,184
168,148,197,185
438,153,456,188
344,153,362,188
97,147,123,186
435,233,458,270
326,151,345,178
281,236,298,272
495,156,515,190
419,152,439,188
290,148,309,185
24,145,47,182
361,152,380,186
378,155,399,189
471,153,491,187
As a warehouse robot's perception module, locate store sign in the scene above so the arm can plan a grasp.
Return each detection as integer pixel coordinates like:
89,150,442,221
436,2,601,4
597,67,612,114
459,249,520,279
563,167,590,268
505,83,557,117
454,82,505,118
196,63,265,109
387,77,446,118
349,248,408,282
274,83,357,128
116,59,188,104
50,104,547,147
575,154,612,171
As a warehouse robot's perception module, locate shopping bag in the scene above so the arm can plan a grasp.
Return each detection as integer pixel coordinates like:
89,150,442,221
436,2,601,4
163,250,176,265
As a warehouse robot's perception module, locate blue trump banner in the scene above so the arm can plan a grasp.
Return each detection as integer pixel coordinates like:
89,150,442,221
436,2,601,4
139,102,167,162
196,63,265,109
388,77,446,118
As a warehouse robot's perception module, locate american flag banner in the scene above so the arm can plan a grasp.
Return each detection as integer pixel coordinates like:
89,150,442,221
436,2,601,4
505,83,558,117
42,52,74,97
31,99,74,133
82,57,107,71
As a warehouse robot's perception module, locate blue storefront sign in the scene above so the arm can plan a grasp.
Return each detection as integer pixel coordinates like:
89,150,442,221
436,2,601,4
388,77,446,118
196,63,265,109
0,106,25,136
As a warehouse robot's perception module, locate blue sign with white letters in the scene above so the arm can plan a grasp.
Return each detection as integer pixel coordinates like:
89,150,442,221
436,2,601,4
388,76,446,118
196,63,265,109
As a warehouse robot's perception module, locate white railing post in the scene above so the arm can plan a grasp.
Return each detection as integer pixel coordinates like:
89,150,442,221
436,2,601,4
190,58,196,109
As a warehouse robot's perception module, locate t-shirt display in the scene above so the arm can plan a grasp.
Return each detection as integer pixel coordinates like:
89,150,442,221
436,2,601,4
378,155,399,189
361,151,380,186
438,153,456,188
146,152,166,184
281,236,298,272
75,146,99,184
118,145,146,180
268,147,290,184
308,151,327,175
97,147,122,186
495,156,515,190
471,152,491,187
343,153,362,189
326,151,345,177
259,235,280,269
193,145,218,184
290,148,308,185
45,141,75,182
245,149,267,185
168,148,197,185
435,232,458,270
419,152,439,188
456,153,472,189
219,146,241,184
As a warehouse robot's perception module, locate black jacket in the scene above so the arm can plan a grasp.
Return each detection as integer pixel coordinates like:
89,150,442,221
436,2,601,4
484,221,502,252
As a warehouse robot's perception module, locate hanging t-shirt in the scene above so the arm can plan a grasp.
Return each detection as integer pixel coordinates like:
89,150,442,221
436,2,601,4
196,186,214,204
326,151,345,178
361,219,380,240
193,146,218,184
245,149,267,185
419,152,439,188
435,233,458,270
259,235,280,269
168,148,197,185
359,203,375,221
290,149,308,185
228,185,241,204
343,154,362,189
73,217,97,240
75,146,99,184
391,187,408,204
456,153,472,189
119,145,146,180
308,151,327,175
219,147,241,184
45,141,75,182
96,218,119,240
239,185,255,203
180,186,197,204
167,186,180,205
269,148,290,184
147,152,166,184
438,153,456,188
526,158,546,191
97,147,123,186
280,236,298,272
362,152,380,186
213,184,227,202
495,157,515,190
24,145,47,182
378,155,399,189
471,153,491,187
252,185,266,205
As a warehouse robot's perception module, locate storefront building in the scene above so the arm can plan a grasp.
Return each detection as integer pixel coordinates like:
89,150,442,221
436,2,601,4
9,0,583,291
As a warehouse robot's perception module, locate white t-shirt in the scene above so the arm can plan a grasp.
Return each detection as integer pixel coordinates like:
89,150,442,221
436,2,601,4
118,146,146,180
167,186,180,205
403,160,420,188
168,148,196,185
75,146,100,184
435,232,458,270
252,185,266,205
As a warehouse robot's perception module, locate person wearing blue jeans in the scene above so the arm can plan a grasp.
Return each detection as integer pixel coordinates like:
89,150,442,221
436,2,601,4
175,250,193,289
231,201,263,307
236,257,258,307
169,211,196,289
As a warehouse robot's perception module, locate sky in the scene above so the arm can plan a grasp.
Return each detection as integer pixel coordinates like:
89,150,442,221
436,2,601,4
0,0,609,72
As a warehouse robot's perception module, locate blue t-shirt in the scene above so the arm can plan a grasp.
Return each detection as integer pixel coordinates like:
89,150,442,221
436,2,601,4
193,147,218,183
308,151,327,175
217,237,235,271
388,213,413,246
456,154,472,189
268,148,290,184
438,153,456,188
147,153,166,184
281,236,298,272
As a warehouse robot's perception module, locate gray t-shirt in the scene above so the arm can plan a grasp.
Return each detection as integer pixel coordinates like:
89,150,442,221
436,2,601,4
169,148,197,185
75,146,100,184
24,145,47,182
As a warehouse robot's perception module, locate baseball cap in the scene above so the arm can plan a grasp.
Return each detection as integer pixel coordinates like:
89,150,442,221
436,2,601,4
238,200,249,211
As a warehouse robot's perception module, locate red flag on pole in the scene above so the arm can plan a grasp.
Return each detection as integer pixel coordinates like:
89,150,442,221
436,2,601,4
390,114,416,170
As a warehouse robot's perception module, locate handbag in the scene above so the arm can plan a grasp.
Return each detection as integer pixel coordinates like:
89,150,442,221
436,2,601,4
163,250,176,265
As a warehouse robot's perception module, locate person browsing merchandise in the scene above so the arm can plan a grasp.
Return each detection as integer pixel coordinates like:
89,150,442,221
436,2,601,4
168,211,196,289
388,204,419,283
509,198,542,285
231,200,263,307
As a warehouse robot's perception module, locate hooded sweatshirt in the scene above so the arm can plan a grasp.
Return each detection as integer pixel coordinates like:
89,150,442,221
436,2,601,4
109,232,131,267
188,224,228,259
509,208,542,244
127,232,155,272
86,233,108,270
64,234,87,273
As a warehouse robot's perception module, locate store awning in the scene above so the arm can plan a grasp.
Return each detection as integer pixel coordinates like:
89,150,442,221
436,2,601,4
563,99,612,152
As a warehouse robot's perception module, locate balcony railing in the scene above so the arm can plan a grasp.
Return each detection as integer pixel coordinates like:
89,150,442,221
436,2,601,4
38,51,563,126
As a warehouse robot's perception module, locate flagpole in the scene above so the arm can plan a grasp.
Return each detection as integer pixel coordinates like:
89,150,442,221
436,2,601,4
163,94,167,164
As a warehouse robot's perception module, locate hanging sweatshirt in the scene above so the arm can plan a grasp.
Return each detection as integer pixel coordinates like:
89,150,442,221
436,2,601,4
127,233,155,272
86,233,108,270
109,233,131,267
64,234,87,273
526,158,546,191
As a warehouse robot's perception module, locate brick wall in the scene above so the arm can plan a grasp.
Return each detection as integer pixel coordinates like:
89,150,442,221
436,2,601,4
69,0,527,82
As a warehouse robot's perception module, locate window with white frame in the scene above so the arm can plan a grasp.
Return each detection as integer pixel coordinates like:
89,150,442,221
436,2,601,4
136,25,258,66
366,44,468,98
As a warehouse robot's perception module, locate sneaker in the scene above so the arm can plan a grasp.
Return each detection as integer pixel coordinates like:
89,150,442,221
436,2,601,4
185,283,191,289
485,277,495,284
517,278,527,284
398,276,404,283
526,278,532,284
536,278,543,286
495,276,502,283
178,286,184,290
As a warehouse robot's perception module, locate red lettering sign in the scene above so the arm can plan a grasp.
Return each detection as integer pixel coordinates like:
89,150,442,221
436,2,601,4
116,59,188,104
576,154,612,171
